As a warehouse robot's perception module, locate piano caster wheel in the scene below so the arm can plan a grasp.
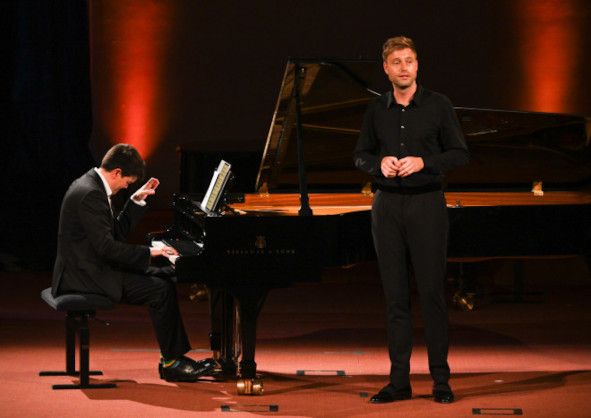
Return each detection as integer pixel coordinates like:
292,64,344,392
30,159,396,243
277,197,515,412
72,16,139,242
236,378,264,395
453,291,476,311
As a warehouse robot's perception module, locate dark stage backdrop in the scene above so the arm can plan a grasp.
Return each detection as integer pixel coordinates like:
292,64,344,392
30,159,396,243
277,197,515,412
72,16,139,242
1,1,95,269
88,0,591,208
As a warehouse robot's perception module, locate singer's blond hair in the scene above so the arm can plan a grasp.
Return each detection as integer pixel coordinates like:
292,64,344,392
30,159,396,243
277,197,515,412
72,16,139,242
382,36,417,61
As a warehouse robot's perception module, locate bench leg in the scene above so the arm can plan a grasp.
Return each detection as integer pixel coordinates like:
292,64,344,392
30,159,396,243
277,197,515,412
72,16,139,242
40,312,115,389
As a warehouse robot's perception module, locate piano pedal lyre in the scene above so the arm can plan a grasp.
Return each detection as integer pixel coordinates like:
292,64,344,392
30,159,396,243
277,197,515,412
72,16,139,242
208,351,229,380
212,350,223,373
236,378,264,395
189,283,209,302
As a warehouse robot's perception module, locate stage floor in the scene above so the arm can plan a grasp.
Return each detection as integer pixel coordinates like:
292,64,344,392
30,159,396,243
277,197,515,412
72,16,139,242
1,260,590,417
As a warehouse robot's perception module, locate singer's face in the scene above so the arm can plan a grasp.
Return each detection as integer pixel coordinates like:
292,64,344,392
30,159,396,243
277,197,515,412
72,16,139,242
383,48,418,90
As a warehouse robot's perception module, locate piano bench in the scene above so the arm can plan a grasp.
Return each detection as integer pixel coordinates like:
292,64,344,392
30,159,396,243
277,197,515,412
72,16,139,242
39,287,116,390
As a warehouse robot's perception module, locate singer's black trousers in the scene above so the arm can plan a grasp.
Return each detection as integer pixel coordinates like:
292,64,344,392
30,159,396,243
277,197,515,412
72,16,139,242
371,189,450,391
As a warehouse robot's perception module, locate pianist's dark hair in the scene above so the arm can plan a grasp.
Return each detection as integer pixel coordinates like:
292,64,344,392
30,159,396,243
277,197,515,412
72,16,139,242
100,143,145,179
382,36,417,61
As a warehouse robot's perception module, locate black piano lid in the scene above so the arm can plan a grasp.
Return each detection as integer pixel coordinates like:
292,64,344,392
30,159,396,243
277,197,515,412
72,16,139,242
255,59,591,193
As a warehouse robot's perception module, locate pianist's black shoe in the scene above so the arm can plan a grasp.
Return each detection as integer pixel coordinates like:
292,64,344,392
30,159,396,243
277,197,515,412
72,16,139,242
159,356,216,382
433,388,455,404
369,385,412,404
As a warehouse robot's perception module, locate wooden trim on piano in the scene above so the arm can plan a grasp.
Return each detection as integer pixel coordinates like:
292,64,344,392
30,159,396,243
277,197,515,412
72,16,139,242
230,191,591,216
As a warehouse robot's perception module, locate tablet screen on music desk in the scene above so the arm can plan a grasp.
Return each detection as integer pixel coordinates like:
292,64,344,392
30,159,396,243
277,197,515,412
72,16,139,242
200,160,232,214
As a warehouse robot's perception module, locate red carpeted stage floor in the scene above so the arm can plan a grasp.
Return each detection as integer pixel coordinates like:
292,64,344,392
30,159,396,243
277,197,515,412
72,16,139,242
1,258,590,417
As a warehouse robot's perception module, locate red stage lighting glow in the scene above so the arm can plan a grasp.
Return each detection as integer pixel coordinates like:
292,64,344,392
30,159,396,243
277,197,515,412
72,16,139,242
98,1,172,158
517,0,581,114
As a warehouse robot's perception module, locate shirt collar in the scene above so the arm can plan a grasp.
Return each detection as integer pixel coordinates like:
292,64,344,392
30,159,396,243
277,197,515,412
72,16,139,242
94,167,113,198
386,84,424,108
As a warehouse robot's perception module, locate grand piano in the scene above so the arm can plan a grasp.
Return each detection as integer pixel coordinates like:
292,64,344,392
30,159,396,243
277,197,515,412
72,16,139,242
152,60,591,394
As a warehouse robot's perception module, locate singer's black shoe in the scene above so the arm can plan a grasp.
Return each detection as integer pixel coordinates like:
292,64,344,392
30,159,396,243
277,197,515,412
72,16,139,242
159,356,216,382
369,385,412,404
433,388,455,403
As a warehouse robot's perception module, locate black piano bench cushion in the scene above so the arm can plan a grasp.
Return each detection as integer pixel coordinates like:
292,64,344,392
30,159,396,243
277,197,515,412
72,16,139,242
41,288,114,312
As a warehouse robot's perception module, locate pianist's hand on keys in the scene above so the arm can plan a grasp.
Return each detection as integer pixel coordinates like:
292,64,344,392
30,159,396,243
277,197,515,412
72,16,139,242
150,241,179,264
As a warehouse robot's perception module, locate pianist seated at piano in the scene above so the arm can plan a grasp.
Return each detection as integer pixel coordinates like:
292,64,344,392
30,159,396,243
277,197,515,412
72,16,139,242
51,143,215,382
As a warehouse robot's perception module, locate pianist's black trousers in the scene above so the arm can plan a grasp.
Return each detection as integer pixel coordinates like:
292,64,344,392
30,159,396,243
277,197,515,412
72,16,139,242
120,266,191,360
372,189,450,391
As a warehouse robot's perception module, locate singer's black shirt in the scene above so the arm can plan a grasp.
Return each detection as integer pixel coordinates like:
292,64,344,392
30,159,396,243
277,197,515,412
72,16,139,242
354,85,469,190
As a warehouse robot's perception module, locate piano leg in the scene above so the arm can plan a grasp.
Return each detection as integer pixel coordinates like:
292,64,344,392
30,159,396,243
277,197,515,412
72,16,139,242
209,289,238,376
451,262,477,311
235,288,268,395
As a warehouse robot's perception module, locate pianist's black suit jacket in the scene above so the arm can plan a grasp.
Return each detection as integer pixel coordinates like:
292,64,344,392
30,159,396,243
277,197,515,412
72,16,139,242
51,169,151,302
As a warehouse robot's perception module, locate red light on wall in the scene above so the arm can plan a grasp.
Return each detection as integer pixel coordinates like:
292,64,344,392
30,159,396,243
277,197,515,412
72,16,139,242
517,0,581,113
96,1,173,158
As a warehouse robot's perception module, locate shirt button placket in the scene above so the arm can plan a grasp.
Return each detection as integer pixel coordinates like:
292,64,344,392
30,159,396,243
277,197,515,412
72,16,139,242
400,106,407,157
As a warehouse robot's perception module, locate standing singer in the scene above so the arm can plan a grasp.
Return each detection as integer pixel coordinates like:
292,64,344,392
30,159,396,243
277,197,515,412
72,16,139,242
354,36,469,404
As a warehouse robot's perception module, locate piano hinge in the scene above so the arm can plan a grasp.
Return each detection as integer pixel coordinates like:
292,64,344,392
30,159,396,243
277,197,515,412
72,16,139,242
258,182,270,197
361,182,373,196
